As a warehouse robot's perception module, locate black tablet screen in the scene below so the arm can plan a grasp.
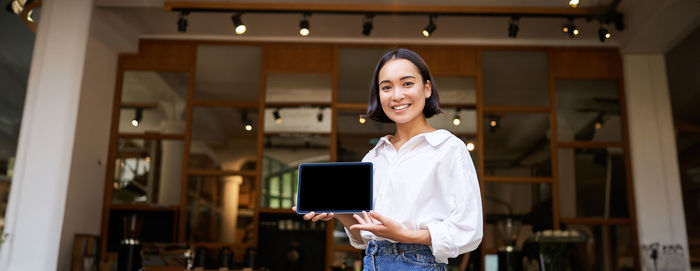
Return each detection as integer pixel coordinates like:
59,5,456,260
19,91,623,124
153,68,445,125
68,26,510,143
296,163,372,213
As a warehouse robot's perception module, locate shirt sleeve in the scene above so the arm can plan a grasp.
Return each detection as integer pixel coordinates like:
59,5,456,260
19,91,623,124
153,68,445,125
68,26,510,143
344,227,368,249
426,142,483,260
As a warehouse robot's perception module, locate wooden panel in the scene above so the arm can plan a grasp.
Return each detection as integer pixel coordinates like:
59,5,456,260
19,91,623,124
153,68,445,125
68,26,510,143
122,40,195,71
482,176,553,183
404,46,478,76
551,48,622,79
264,43,334,73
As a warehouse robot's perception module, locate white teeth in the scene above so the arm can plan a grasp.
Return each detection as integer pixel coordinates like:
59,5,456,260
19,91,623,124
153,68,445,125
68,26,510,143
393,104,409,110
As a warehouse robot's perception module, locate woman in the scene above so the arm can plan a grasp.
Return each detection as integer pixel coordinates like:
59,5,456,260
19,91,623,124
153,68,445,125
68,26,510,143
295,48,482,270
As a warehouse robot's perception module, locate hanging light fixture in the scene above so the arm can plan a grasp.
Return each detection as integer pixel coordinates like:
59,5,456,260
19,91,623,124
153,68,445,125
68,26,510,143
422,15,437,37
562,18,579,38
177,11,189,32
508,17,519,38
317,107,324,122
362,14,374,36
232,12,246,34
598,25,611,42
466,140,475,152
453,108,461,126
299,13,310,36
241,110,253,132
273,108,282,123
131,108,143,127
359,116,366,124
569,0,580,8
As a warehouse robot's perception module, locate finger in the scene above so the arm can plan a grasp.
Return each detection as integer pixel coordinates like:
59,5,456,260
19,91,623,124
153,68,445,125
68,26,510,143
369,211,383,224
292,206,297,212
322,213,335,221
353,214,366,224
312,213,328,222
363,211,374,224
303,212,315,220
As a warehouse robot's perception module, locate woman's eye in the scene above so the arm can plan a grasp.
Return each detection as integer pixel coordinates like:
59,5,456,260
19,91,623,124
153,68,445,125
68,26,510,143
381,85,391,91
403,81,414,87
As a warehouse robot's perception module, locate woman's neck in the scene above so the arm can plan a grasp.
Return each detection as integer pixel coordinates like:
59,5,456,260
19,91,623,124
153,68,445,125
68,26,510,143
391,116,435,145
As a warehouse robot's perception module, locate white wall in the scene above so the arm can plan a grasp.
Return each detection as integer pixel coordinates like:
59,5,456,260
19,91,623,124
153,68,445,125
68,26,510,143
56,7,140,271
623,54,690,270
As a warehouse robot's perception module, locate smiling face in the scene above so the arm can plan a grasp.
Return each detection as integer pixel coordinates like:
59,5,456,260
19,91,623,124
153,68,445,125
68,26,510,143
377,58,432,125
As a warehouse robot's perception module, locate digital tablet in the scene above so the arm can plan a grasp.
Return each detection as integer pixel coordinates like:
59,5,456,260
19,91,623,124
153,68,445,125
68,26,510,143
295,162,373,214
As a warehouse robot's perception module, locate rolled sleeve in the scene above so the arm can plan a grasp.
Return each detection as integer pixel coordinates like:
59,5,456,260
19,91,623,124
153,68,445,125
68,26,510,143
428,141,483,263
344,227,368,250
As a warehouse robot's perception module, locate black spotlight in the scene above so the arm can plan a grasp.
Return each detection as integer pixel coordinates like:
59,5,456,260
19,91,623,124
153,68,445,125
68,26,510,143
299,13,310,36
317,107,324,122
508,17,519,38
232,12,246,35
598,26,611,42
562,19,579,38
131,108,143,127
362,14,374,36
273,108,282,123
177,12,189,33
6,0,33,15
422,15,437,37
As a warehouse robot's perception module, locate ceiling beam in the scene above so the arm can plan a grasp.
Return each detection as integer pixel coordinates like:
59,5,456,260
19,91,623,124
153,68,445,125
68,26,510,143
164,1,607,18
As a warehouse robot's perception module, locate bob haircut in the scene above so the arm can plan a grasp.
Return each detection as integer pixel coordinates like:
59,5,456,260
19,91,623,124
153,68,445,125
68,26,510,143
364,48,442,123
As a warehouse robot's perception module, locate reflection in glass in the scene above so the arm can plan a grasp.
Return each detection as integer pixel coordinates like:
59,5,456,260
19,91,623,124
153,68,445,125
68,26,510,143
261,135,330,208
112,138,183,206
265,74,331,103
483,182,552,251
119,71,188,134
483,113,551,177
186,175,256,243
332,250,363,269
434,76,476,105
482,51,549,106
338,47,387,103
428,108,476,135
558,148,628,218
337,111,394,162
264,107,331,133
195,45,261,101
556,80,621,142
190,107,258,171
561,224,634,271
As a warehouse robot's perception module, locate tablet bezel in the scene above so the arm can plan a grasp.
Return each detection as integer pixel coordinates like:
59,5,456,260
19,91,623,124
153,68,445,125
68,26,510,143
295,162,373,214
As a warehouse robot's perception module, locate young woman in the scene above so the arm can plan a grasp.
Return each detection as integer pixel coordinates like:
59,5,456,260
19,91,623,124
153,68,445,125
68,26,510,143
295,48,482,270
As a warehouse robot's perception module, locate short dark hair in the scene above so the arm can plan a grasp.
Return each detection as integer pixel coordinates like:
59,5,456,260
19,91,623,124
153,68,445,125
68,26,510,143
364,48,442,123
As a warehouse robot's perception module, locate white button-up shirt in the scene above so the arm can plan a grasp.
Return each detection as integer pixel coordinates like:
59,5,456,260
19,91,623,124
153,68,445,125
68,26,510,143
344,129,483,263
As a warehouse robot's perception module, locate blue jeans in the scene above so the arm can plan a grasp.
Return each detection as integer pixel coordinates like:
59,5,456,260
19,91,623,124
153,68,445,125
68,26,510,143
363,240,447,271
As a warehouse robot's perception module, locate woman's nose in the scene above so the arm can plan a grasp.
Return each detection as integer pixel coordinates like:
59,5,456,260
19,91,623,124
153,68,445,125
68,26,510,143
391,89,404,101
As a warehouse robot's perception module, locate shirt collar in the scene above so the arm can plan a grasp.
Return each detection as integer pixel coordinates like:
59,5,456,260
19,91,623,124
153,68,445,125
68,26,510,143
377,129,451,148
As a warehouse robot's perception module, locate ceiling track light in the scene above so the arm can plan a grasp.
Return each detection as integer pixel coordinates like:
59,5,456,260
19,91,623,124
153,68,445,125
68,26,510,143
6,0,33,15
317,107,324,122
569,0,580,8
232,12,246,34
359,115,366,124
362,14,374,36
453,108,462,126
131,108,143,127
508,16,519,38
273,108,282,123
422,15,437,38
177,11,189,33
598,25,611,42
241,110,253,131
299,13,310,36
562,18,579,38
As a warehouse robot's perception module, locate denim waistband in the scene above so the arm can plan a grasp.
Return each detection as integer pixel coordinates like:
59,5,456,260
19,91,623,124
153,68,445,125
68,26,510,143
365,239,433,256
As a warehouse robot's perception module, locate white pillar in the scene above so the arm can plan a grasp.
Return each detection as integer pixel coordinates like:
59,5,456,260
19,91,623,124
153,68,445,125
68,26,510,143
0,0,94,270
623,54,690,270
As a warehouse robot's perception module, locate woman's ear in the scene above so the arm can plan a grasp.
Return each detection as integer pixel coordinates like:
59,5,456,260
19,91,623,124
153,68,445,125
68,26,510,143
424,80,432,98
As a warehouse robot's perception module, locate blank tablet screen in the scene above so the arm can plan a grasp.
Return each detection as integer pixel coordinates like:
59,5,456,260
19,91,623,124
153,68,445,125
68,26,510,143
296,162,373,213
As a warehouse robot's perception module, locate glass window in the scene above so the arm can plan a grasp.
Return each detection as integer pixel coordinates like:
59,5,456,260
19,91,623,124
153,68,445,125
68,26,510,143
483,182,553,251
560,224,634,271
190,107,258,171
337,111,394,162
556,80,622,142
261,134,329,208
195,45,261,101
483,113,551,177
338,47,387,103
434,76,476,105
558,147,629,218
482,51,549,107
265,74,331,103
112,138,183,206
119,71,188,134
186,174,256,243
264,107,331,134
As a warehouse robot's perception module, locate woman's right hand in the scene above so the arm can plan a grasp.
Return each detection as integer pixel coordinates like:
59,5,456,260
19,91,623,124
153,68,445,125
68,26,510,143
291,206,335,222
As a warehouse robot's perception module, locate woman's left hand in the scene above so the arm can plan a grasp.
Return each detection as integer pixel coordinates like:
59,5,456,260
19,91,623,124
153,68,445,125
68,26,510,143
348,211,407,242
